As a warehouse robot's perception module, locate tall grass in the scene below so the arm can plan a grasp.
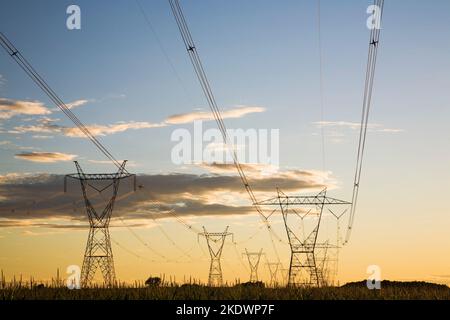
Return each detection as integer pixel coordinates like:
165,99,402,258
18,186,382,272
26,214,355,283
1,281,450,300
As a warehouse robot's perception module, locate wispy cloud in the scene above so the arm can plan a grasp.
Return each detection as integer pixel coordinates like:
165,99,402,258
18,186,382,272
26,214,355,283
0,140,37,151
14,152,77,163
165,105,265,125
11,105,265,138
65,99,89,110
0,98,51,119
377,128,404,133
313,121,404,133
64,121,166,137
0,140,12,146
13,120,165,137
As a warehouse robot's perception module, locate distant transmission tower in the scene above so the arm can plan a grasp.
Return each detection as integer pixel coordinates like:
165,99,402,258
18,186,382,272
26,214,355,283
279,268,290,286
65,161,135,287
266,262,281,287
242,248,264,282
256,188,350,287
328,208,347,281
198,226,233,286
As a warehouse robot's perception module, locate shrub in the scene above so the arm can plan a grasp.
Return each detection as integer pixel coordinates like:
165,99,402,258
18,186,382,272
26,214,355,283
145,277,161,287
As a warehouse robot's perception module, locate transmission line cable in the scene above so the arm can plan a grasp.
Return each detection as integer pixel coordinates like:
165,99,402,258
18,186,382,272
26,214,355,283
344,0,384,244
167,0,283,262
0,32,125,172
317,0,326,171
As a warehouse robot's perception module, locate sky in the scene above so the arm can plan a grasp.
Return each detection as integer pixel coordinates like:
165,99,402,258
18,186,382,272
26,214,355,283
1,0,450,286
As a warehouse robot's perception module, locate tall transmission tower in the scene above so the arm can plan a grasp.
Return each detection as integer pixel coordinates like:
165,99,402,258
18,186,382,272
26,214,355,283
65,161,135,287
242,248,264,282
256,188,350,287
266,262,282,287
198,226,233,286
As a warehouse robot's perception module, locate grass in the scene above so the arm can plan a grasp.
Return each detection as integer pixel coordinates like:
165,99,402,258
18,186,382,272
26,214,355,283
1,281,450,300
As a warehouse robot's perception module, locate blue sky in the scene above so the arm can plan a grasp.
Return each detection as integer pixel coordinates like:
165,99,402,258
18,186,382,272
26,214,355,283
2,0,450,283
0,0,447,179
1,0,449,180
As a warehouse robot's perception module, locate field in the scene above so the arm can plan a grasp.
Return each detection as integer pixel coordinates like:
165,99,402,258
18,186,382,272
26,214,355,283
1,281,450,300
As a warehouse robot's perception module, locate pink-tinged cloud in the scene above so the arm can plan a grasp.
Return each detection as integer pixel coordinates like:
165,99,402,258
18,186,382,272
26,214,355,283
63,121,166,137
165,105,265,125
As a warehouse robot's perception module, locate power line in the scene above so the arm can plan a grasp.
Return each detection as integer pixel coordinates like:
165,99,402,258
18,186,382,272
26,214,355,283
344,0,384,244
0,32,125,172
317,0,326,171
167,0,283,263
134,0,196,105
133,187,196,260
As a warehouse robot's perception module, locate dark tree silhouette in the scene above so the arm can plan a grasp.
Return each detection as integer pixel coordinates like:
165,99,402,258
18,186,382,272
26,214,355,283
145,277,161,287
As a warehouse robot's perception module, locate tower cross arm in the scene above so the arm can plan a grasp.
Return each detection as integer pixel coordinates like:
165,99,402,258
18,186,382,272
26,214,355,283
255,195,351,206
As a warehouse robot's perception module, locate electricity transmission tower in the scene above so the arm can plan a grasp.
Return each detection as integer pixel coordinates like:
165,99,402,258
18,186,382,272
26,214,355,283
279,268,290,286
266,262,282,287
198,226,233,286
65,161,135,287
256,188,350,287
242,248,264,282
328,208,347,281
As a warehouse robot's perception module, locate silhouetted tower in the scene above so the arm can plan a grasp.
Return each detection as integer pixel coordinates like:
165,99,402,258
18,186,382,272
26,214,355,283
328,207,347,280
65,161,135,287
266,262,281,287
198,226,233,286
256,188,350,287
314,240,335,286
242,248,264,282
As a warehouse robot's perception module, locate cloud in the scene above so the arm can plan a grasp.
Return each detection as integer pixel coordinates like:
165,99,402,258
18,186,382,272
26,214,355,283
9,105,264,139
165,105,265,125
13,117,64,134
0,74,5,86
14,152,77,163
0,98,51,119
313,121,404,133
13,120,166,137
32,135,54,139
0,140,11,146
0,140,37,151
0,168,332,227
378,128,405,133
63,121,165,137
65,99,89,110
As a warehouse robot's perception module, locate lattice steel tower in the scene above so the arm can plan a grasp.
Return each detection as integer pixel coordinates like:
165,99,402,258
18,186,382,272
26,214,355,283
256,188,350,287
266,262,282,287
65,161,135,287
198,226,233,286
242,248,264,282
